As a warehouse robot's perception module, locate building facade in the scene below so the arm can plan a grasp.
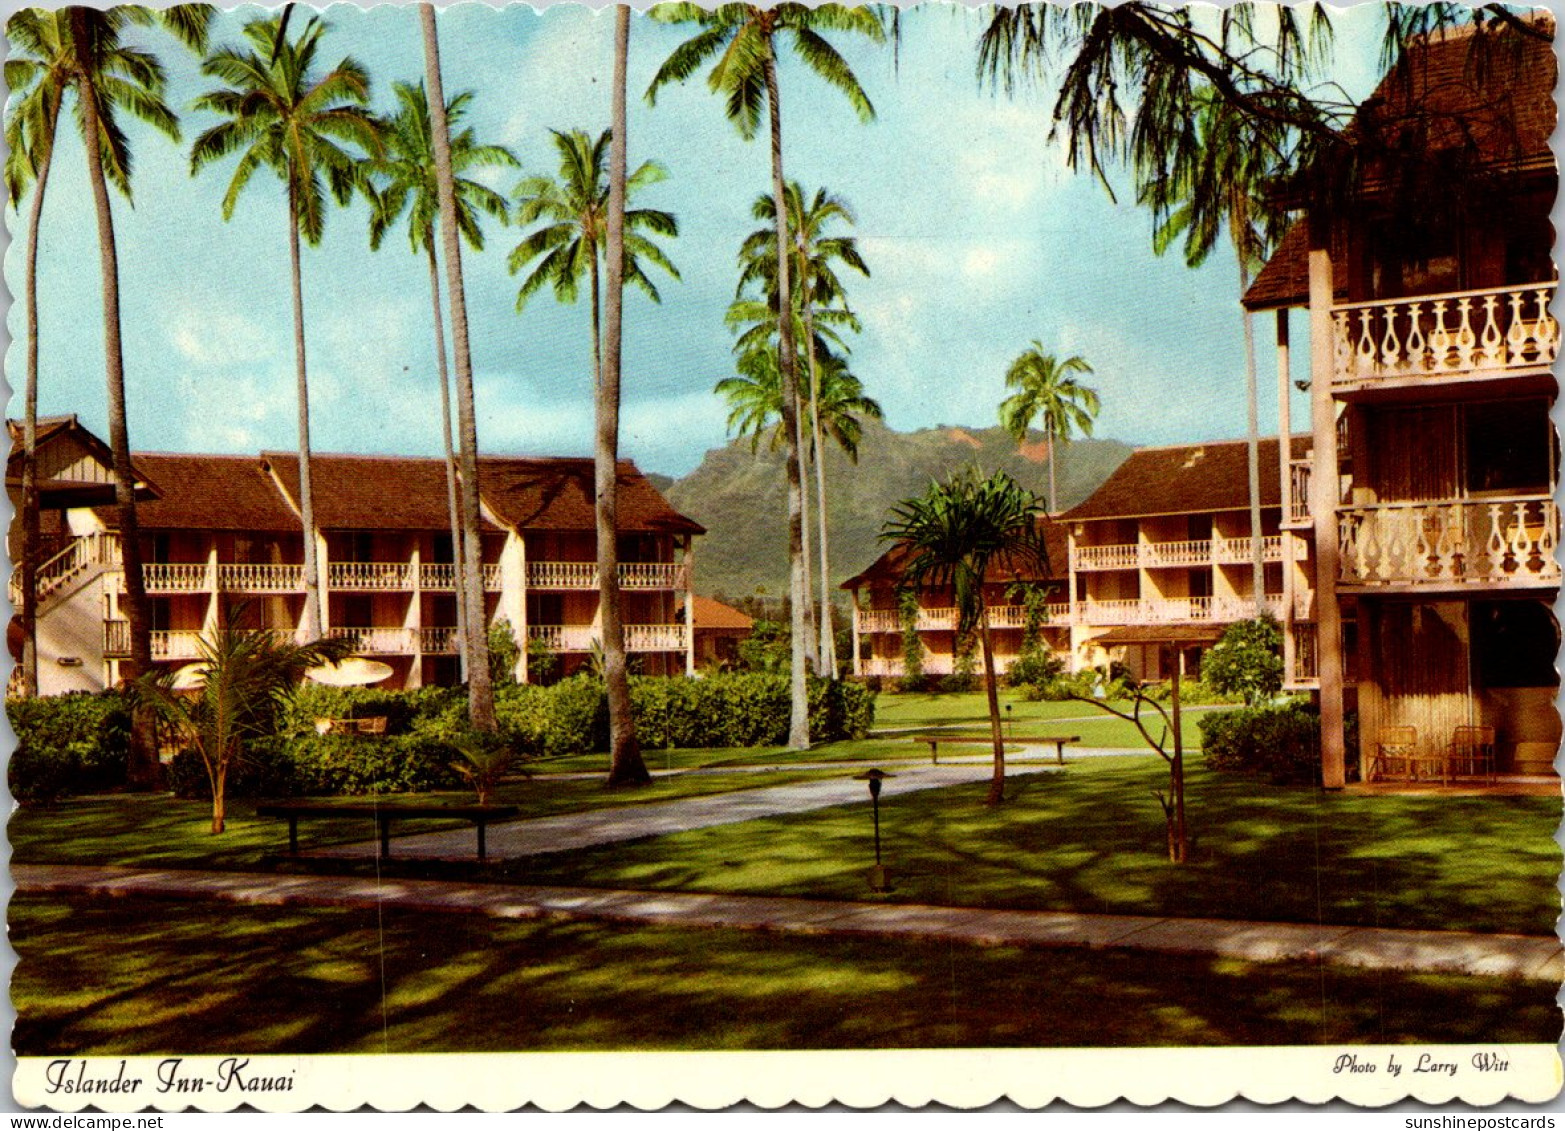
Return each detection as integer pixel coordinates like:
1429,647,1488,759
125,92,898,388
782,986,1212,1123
13,423,703,696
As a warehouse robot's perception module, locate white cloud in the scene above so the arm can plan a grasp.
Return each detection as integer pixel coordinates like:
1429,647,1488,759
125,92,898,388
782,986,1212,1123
166,308,277,368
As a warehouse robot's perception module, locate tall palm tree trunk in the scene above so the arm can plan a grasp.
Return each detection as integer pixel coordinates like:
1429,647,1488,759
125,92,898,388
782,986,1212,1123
425,242,469,680
422,2,496,731
73,8,157,787
797,390,817,671
601,3,650,787
804,307,837,678
19,121,57,700
287,183,323,641
1046,428,1058,515
979,605,1005,805
763,53,810,749
1239,254,1264,614
589,251,603,387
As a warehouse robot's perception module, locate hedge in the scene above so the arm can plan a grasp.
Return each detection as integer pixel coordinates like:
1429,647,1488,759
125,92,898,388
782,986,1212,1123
7,691,132,804
1197,700,1321,785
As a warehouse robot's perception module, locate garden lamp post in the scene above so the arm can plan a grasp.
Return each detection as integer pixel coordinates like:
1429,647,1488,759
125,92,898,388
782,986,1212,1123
854,767,894,891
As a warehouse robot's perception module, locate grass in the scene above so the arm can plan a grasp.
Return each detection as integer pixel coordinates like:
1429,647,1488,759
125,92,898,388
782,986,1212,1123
495,757,1561,937
871,689,1217,748
8,767,841,872
12,893,1560,1054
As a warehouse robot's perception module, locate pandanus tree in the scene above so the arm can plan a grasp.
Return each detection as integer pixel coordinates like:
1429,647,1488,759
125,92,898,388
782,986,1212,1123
882,470,1047,806
190,13,381,642
31,5,213,785
647,1,885,748
735,182,870,678
997,346,1099,515
368,80,517,680
419,1,498,731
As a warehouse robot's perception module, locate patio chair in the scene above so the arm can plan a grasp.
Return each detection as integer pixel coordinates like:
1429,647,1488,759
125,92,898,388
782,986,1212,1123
1369,726,1417,782
1447,725,1496,784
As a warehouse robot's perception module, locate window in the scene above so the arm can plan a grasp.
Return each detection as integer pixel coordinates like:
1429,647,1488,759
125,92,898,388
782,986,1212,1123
1463,399,1555,496
1472,600,1559,689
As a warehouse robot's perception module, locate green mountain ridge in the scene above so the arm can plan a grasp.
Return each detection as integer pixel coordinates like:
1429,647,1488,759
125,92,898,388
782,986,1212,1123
661,419,1133,604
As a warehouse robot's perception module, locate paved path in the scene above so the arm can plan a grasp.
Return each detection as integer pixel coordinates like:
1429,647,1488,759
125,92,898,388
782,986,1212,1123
315,758,1067,862
17,863,1561,981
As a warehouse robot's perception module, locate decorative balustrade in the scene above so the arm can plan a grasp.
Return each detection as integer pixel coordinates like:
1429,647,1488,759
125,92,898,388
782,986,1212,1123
528,623,689,652
1213,535,1284,565
218,563,305,592
1074,538,1283,571
16,532,120,605
419,626,460,654
1142,540,1215,568
526,561,686,590
1081,594,1285,625
858,603,1074,633
1287,459,1313,526
328,562,415,590
1330,283,1558,386
1337,496,1560,588
141,563,212,593
104,622,207,660
327,626,416,654
482,564,502,590
856,609,901,633
419,563,456,590
1072,543,1141,571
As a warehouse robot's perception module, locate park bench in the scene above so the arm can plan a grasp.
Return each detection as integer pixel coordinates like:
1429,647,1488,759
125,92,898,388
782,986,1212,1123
910,733,1079,765
256,802,520,860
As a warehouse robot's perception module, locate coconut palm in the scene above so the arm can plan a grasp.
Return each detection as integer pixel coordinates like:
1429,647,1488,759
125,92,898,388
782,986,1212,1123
190,14,381,642
882,470,1047,806
716,340,880,456
509,126,680,387
598,6,653,787
367,79,516,681
137,624,351,834
418,2,496,732
49,5,212,785
997,347,1099,515
736,182,870,677
646,1,885,748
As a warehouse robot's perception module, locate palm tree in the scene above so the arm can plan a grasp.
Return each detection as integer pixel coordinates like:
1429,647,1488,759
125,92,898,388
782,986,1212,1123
646,2,885,749
367,79,516,681
419,2,496,732
137,625,351,834
509,127,679,387
1145,89,1285,614
5,9,72,701
736,182,870,677
882,470,1047,805
997,346,1099,515
598,5,652,788
716,343,881,460
58,4,212,787
190,14,381,643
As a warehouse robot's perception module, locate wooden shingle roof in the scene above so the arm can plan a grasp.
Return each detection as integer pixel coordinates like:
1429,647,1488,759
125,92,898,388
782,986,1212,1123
841,519,1071,591
477,457,704,535
261,452,501,532
105,454,298,532
1061,436,1311,522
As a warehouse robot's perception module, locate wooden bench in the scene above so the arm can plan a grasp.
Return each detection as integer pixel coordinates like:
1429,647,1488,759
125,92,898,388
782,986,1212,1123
257,803,520,860
910,734,1080,765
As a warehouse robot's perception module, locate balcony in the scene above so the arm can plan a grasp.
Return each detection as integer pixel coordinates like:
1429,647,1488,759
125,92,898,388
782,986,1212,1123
328,562,415,590
1284,458,1313,528
1337,496,1560,590
1080,594,1285,626
219,563,305,592
419,626,460,654
326,626,417,654
1073,538,1283,572
1330,283,1558,394
415,563,504,591
528,623,689,653
854,604,1071,634
526,561,686,590
104,622,208,660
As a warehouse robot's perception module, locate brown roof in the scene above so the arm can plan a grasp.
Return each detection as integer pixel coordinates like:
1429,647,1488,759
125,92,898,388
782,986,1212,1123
477,457,703,535
1093,625,1225,646
842,518,1071,591
261,452,500,532
7,415,159,509
692,595,753,632
1243,17,1556,311
105,454,300,532
1061,436,1311,522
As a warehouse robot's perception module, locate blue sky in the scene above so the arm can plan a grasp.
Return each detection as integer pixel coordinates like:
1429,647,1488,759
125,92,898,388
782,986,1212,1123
6,2,1394,478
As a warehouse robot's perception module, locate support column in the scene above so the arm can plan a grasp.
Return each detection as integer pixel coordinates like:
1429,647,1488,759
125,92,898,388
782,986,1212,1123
683,535,696,677
1276,309,1296,686
850,592,862,678
203,540,220,638
314,530,332,639
500,530,527,683
406,541,423,689
1308,230,1347,789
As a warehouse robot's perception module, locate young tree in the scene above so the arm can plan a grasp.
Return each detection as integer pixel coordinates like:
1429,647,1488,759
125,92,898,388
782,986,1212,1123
882,469,1048,805
190,13,380,642
1203,615,1285,706
647,2,885,748
138,627,350,834
368,79,517,681
997,346,1099,515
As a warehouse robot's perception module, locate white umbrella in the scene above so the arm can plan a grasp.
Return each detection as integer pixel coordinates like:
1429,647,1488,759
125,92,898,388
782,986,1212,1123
170,663,209,692
306,657,394,687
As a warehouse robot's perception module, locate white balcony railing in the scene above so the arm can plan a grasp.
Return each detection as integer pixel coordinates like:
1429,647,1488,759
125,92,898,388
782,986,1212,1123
1074,538,1283,571
1072,543,1141,570
528,623,689,653
218,563,305,592
419,563,456,590
327,626,416,654
1080,594,1285,625
419,626,460,654
1213,535,1284,565
141,563,211,593
526,561,686,590
1287,458,1313,526
1330,283,1559,387
328,562,415,590
1337,496,1560,588
15,532,121,605
1143,540,1214,568
482,564,502,591
104,622,209,660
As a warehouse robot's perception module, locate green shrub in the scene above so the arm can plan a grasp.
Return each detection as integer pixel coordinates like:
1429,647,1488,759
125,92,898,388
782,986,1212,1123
1198,699,1321,784
169,739,295,801
282,684,460,736
1005,647,1063,692
1203,615,1285,706
7,691,133,804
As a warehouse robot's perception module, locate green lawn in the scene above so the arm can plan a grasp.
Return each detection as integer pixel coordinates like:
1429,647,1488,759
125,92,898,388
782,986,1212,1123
13,893,1559,1053
498,758,1561,936
871,689,1217,748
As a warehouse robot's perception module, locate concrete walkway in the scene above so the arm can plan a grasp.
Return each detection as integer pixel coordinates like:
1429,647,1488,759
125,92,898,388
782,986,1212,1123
315,757,1067,862
17,863,1561,981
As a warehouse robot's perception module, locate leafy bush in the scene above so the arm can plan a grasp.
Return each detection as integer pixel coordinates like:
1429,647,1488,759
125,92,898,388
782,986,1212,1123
1198,699,1321,784
737,620,790,675
282,684,460,736
489,620,522,689
1005,646,1063,691
494,676,609,758
1203,615,1284,706
7,692,133,804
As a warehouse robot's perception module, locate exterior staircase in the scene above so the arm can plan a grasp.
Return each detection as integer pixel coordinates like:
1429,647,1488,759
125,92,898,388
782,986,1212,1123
10,533,120,614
